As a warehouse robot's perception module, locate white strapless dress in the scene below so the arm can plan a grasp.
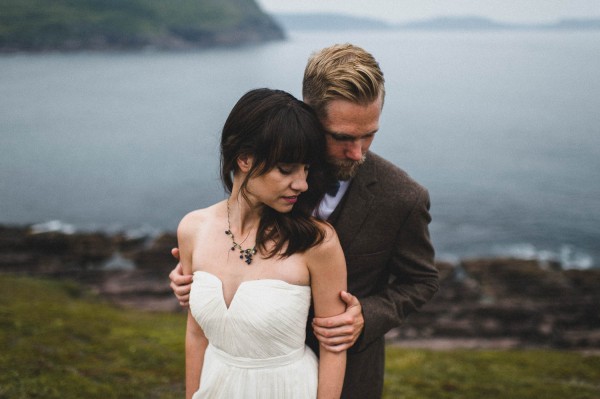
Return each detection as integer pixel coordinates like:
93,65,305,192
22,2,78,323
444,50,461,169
189,271,318,399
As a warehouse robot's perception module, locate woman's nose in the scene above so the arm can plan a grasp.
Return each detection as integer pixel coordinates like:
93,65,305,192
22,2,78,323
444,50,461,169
291,172,308,192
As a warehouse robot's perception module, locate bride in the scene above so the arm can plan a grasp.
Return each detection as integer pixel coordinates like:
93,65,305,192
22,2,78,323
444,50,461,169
177,88,347,398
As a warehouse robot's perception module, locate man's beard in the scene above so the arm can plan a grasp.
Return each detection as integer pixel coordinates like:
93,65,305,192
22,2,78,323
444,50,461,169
329,154,367,180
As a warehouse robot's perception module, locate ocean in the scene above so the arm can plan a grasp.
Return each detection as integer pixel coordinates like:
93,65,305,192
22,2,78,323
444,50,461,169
1,30,599,268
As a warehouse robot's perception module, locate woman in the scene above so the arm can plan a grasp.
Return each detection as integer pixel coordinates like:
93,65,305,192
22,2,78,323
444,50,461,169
177,88,347,398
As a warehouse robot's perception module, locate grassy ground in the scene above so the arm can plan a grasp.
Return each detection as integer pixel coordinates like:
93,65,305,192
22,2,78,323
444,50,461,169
1,275,599,398
0,275,185,398
384,347,600,398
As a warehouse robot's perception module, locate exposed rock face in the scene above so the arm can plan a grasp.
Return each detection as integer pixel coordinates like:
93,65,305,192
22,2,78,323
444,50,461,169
0,225,179,311
1,225,599,348
397,259,600,349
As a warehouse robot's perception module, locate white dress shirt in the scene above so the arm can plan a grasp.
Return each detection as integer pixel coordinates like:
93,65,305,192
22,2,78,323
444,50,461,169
315,179,351,220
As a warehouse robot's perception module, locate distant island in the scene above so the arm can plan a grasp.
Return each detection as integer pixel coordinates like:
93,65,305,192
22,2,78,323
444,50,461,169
273,13,600,32
0,0,284,52
272,13,393,31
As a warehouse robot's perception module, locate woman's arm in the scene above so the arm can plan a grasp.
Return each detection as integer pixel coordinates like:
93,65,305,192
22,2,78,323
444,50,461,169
307,223,347,399
178,211,208,399
185,311,208,399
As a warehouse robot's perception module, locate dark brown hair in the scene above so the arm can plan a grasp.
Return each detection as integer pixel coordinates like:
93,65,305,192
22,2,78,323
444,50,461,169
220,88,331,257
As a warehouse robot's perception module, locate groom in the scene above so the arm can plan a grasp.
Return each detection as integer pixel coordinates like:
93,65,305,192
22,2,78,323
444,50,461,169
170,43,439,399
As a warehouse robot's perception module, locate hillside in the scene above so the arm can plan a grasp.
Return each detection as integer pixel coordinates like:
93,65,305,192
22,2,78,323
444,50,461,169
0,0,284,52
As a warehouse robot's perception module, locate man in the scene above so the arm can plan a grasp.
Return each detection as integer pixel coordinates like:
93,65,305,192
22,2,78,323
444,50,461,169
170,43,439,398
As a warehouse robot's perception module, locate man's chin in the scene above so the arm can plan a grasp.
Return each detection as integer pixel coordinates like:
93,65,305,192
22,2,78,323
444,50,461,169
330,155,366,180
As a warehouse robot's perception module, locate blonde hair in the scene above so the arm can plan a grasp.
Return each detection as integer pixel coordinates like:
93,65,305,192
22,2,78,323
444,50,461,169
302,43,385,118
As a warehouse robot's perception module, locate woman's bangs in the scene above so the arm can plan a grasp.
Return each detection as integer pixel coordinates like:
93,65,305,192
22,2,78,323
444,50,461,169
264,113,322,168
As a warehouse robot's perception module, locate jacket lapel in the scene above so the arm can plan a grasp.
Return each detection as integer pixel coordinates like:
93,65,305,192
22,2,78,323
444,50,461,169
329,153,378,251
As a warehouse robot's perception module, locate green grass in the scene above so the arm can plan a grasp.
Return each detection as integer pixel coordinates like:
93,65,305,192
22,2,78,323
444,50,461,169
0,275,186,398
1,275,599,398
384,347,600,399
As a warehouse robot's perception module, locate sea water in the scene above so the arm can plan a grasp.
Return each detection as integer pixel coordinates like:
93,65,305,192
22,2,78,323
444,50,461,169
1,30,599,267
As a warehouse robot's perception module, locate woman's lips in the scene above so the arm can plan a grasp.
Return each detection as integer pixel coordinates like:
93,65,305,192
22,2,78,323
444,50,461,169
282,196,298,204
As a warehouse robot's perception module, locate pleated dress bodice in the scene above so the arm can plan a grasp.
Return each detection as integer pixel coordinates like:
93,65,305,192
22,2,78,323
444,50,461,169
189,270,318,398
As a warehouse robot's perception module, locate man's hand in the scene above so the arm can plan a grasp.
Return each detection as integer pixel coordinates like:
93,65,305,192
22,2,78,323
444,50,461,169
168,248,193,307
311,291,364,353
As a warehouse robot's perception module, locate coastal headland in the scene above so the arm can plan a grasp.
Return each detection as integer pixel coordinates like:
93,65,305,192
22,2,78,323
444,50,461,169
0,0,284,52
1,224,598,351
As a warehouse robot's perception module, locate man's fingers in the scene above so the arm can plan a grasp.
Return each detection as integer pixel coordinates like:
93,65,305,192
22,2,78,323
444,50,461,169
312,323,353,338
312,313,353,328
175,293,190,308
310,292,364,351
320,342,353,353
169,267,193,285
174,284,191,297
168,249,190,309
168,264,179,281
317,334,355,353
314,332,354,346
170,279,190,296
340,290,360,307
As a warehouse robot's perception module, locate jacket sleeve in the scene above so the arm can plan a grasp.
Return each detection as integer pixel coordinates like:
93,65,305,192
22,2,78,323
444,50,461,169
352,187,439,352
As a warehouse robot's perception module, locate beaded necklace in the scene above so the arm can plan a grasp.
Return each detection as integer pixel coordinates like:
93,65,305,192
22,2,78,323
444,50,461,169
225,200,257,265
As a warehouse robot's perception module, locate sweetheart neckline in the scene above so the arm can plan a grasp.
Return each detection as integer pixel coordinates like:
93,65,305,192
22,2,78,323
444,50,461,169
192,270,310,310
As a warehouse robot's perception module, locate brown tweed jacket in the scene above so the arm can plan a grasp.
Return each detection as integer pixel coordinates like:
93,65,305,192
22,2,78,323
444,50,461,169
307,151,439,399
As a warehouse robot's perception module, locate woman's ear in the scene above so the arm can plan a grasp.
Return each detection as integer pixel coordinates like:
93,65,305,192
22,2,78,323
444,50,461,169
237,154,253,173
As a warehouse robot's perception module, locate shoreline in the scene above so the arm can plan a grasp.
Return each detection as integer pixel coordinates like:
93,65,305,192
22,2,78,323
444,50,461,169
1,224,599,350
11,220,599,271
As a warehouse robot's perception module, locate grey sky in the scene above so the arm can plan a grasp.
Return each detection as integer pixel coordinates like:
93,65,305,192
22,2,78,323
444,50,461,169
256,0,600,24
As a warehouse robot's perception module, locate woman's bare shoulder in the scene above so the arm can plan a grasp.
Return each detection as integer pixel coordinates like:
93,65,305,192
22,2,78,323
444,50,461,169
178,201,225,237
307,219,342,259
305,219,347,298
